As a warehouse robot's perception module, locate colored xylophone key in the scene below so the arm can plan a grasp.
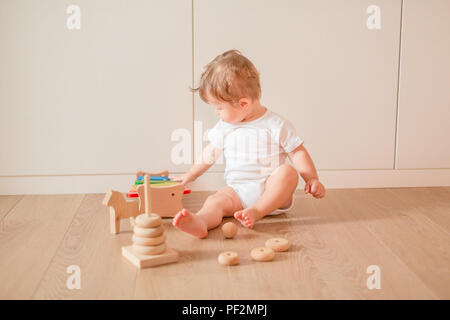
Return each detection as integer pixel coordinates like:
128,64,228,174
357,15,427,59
137,175,170,181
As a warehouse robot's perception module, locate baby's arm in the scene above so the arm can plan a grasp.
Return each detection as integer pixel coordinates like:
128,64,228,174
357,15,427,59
172,143,223,185
287,144,326,198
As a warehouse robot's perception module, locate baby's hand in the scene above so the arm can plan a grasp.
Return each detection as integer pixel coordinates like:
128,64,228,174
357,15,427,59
169,173,194,186
305,178,326,198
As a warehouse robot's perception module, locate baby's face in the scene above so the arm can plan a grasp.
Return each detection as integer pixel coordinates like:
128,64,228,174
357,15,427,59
207,97,246,124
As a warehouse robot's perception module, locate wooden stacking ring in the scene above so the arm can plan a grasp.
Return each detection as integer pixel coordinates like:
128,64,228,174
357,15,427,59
132,234,166,246
132,243,166,255
133,225,164,238
217,251,239,266
135,213,161,228
250,247,275,262
265,238,291,252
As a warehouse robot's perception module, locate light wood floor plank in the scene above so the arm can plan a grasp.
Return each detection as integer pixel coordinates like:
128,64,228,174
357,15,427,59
0,194,84,299
335,188,450,299
222,193,334,299
386,187,450,233
0,195,23,221
2,187,448,299
134,192,333,299
133,191,243,299
297,189,437,299
33,194,137,299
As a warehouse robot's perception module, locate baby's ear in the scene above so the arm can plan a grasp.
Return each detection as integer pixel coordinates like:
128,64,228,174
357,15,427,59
238,97,250,108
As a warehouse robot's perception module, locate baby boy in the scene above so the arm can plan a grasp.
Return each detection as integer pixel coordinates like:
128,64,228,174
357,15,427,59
146,50,325,238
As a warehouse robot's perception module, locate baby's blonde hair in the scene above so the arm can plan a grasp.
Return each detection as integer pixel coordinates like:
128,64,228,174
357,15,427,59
192,50,261,105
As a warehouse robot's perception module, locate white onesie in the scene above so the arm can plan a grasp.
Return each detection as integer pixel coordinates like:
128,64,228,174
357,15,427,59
207,108,303,209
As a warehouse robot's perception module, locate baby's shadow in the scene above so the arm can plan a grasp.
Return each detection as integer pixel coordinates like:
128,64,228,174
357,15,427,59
174,248,218,264
286,243,303,253
233,233,257,240
253,215,327,235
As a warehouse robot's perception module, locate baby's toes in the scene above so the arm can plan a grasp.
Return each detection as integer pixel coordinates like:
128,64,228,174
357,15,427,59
242,213,255,228
243,218,253,228
234,211,248,226
172,211,182,226
234,211,243,220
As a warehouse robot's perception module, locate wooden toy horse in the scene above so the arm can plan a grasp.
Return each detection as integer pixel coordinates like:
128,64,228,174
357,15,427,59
103,189,139,234
103,171,186,234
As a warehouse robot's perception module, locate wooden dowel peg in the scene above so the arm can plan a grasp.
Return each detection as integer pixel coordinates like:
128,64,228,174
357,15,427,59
144,174,151,217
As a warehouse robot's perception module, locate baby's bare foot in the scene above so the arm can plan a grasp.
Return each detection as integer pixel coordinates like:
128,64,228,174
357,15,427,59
172,208,208,238
234,208,260,229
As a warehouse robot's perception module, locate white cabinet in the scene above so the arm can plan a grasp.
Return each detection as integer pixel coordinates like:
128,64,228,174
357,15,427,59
194,0,402,170
0,0,192,175
396,0,450,169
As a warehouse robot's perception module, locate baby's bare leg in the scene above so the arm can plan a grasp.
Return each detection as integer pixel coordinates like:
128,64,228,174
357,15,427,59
172,186,243,238
234,164,299,228
197,186,243,228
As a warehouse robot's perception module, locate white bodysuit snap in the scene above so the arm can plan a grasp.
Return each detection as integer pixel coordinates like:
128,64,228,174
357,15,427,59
207,108,303,211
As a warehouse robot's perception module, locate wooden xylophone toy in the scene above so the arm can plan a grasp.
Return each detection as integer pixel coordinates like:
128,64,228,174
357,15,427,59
102,171,191,234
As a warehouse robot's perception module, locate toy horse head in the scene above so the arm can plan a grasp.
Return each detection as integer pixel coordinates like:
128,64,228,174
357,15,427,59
102,189,115,207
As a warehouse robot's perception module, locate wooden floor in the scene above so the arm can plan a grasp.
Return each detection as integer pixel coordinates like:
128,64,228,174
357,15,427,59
0,187,449,299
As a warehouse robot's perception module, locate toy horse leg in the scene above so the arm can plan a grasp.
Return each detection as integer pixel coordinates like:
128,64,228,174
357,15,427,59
103,190,121,234
109,207,120,234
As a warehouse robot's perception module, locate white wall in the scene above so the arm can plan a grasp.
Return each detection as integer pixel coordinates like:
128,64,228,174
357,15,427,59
195,0,401,171
0,0,449,195
0,0,192,175
396,0,450,169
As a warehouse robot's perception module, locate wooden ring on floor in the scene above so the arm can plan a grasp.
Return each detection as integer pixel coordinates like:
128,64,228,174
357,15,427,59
132,243,166,255
265,238,291,252
135,213,161,228
133,225,164,238
218,251,239,266
250,247,275,262
132,234,166,246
